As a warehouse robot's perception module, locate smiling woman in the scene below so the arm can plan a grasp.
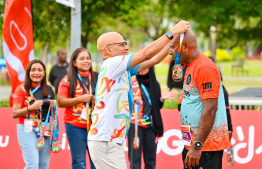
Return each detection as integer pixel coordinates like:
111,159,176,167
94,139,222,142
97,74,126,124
57,48,98,169
12,59,55,169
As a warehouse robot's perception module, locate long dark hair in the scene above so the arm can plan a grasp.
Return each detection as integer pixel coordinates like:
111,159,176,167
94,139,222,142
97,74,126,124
24,59,49,97
68,48,97,98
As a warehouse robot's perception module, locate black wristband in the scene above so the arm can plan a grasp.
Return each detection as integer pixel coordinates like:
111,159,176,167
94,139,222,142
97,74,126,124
27,106,30,112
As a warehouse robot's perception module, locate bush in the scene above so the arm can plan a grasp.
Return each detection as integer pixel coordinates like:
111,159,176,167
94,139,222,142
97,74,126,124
216,49,232,61
232,47,245,60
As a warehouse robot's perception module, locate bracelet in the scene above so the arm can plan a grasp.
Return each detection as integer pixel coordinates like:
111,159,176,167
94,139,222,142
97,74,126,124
228,131,232,133
160,97,164,102
27,106,30,112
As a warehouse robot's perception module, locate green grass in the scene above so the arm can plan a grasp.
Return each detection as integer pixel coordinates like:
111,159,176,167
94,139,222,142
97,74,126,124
0,77,11,86
0,99,10,107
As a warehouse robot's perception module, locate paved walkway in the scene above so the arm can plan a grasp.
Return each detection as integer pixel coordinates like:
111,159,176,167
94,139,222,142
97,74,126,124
0,86,11,101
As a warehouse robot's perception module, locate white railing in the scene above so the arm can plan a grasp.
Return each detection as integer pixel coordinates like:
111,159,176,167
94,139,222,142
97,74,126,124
229,97,262,110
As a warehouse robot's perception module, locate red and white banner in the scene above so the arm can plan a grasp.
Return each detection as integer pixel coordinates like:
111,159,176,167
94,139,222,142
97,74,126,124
0,108,262,168
3,0,35,106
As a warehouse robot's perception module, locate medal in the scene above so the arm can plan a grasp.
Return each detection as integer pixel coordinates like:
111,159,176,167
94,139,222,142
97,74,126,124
133,102,141,149
172,33,184,82
37,107,51,150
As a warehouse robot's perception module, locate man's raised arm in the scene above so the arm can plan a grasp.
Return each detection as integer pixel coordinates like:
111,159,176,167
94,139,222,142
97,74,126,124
129,20,190,69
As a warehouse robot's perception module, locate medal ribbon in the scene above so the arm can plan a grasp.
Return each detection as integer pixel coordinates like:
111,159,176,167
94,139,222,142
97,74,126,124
37,106,50,150
141,84,152,107
27,84,41,120
77,72,92,131
133,101,141,149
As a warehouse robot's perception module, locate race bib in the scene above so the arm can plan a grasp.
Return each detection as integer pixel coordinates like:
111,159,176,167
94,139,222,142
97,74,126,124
44,123,52,136
24,119,33,133
180,125,192,146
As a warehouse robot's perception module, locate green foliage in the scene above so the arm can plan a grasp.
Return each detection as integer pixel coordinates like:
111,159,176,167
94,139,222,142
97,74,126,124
231,47,245,60
162,98,178,109
0,99,10,107
81,0,147,47
216,49,232,61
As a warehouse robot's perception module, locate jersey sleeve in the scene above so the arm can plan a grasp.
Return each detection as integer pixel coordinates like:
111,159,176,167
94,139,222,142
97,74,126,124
57,76,70,98
196,66,220,100
130,64,140,76
13,85,25,105
105,54,131,79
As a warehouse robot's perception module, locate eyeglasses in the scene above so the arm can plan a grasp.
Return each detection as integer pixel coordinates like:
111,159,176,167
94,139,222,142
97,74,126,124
107,42,127,47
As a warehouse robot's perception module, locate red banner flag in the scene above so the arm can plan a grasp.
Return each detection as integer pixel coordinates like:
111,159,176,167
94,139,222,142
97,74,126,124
3,0,34,106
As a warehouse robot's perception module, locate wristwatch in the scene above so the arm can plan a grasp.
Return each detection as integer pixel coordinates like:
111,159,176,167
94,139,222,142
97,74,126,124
193,141,203,149
165,31,173,39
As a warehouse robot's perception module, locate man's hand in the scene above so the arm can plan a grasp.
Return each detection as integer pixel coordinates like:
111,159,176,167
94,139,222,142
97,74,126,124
229,131,232,140
185,146,202,169
161,88,177,101
171,20,190,35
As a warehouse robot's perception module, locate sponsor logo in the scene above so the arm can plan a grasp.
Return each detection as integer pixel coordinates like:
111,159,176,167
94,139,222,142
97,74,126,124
186,74,191,85
184,90,190,97
201,82,213,93
0,135,9,148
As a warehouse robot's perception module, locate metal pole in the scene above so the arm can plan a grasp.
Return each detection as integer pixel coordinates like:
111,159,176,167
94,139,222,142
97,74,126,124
71,0,81,53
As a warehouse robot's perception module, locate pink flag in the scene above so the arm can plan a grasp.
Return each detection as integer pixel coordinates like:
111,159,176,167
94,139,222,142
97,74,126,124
3,0,34,106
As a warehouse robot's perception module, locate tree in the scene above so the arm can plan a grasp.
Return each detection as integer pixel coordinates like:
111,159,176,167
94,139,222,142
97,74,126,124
167,0,262,61
81,0,147,47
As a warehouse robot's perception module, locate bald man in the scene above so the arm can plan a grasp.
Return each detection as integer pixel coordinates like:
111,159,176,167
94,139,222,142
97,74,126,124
87,21,190,169
169,30,231,169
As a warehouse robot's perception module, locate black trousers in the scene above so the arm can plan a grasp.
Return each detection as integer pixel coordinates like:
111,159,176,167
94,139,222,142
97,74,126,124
182,147,224,169
128,123,157,169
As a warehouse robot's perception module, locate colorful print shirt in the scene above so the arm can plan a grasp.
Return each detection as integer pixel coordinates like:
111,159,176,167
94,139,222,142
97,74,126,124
131,79,151,128
58,75,89,128
13,84,54,125
88,54,139,144
181,53,231,151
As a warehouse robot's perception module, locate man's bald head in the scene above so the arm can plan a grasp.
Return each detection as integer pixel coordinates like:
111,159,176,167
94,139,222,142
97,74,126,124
169,30,200,64
97,32,123,52
182,30,197,46
97,32,129,59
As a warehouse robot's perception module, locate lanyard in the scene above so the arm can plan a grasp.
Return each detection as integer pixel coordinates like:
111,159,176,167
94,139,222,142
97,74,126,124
77,73,92,94
175,33,184,65
27,84,41,119
141,84,152,107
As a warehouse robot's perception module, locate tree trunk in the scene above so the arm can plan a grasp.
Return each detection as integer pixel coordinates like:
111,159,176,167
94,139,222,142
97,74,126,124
208,27,217,63
41,44,50,65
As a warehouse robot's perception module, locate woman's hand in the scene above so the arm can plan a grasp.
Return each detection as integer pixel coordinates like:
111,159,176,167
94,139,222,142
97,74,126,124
77,94,93,103
49,100,55,109
134,96,143,104
91,95,96,104
28,100,43,111
161,88,178,101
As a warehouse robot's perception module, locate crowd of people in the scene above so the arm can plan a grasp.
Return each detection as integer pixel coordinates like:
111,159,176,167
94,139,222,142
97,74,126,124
11,20,233,169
